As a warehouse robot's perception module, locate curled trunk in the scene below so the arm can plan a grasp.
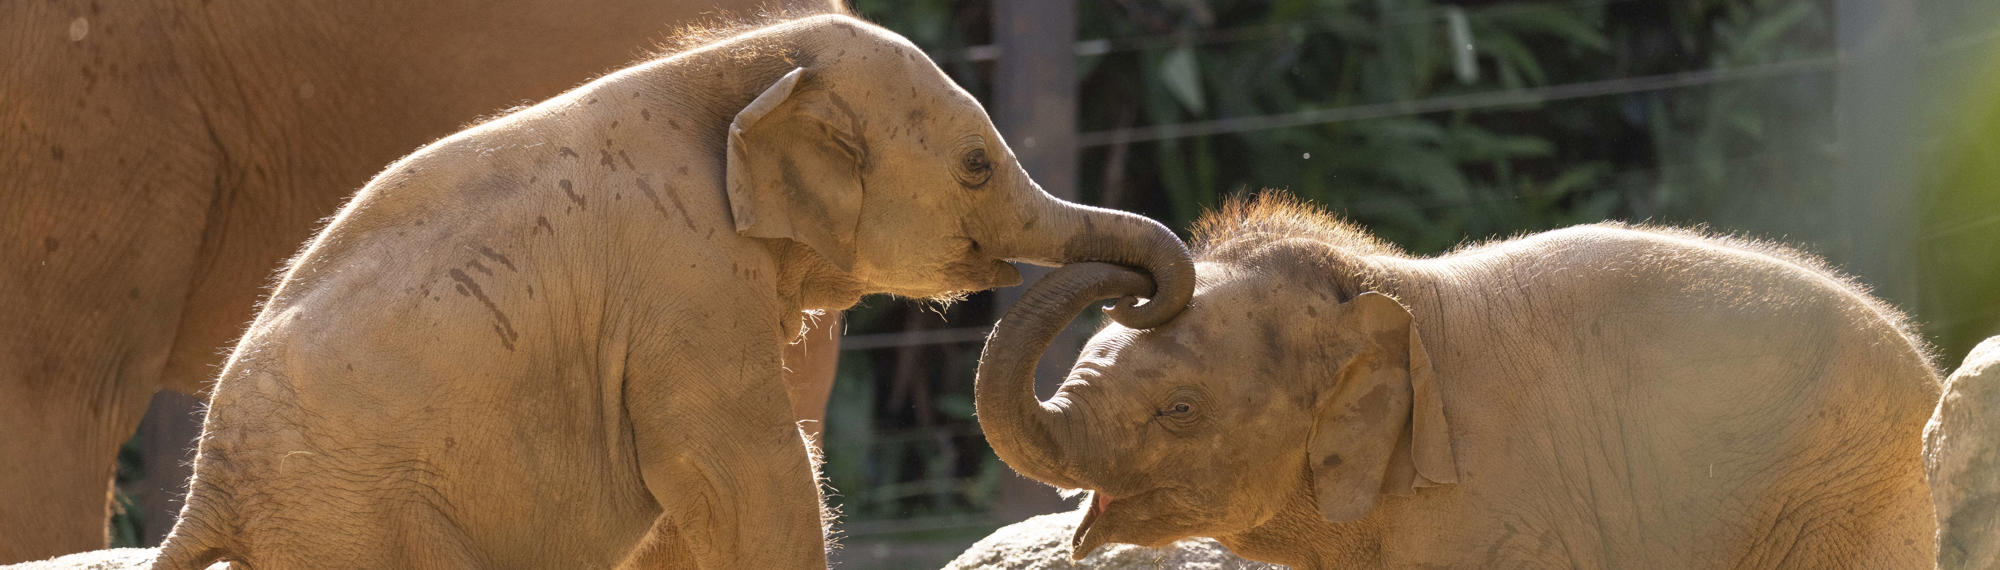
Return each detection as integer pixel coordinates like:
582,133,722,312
996,193,1194,330
975,262,1155,489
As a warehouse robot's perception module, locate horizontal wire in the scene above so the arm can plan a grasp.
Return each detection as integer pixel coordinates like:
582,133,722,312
1077,54,1840,147
938,0,1644,62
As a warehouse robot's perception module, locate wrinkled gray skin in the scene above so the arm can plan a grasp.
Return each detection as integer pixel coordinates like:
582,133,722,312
946,511,1283,570
977,202,1941,569
153,14,1193,570
1926,335,2000,570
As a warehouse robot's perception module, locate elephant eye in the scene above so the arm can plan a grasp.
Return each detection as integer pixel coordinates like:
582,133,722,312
952,141,994,189
1154,387,1207,431
963,148,990,172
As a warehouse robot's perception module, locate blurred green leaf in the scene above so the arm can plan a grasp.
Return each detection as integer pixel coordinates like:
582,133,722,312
1159,45,1209,115
1477,5,1611,53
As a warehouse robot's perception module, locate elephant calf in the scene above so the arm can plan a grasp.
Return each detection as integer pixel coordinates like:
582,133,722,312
975,194,1942,568
153,14,1194,570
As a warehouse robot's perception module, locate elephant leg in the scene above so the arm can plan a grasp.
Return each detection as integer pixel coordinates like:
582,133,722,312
781,313,842,445
0,381,157,562
0,291,186,561
624,341,828,569
1,176,209,562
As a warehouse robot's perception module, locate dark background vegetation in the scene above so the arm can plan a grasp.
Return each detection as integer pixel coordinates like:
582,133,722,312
114,1,2000,566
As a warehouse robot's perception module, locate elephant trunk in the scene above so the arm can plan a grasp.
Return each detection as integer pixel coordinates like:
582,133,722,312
975,262,1155,490
995,187,1195,329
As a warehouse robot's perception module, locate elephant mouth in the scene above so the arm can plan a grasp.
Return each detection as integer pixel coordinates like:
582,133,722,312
936,256,1022,293
1070,491,1110,557
1069,487,1196,559
983,259,1024,288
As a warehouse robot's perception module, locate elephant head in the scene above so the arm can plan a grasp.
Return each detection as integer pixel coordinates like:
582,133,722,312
723,17,1193,326
974,258,1459,559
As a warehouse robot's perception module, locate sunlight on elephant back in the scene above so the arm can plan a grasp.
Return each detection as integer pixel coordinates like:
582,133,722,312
0,548,220,570
944,512,1285,570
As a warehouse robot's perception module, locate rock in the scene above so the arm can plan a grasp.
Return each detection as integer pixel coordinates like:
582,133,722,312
3,548,155,570
1,548,229,570
1928,336,2000,570
944,512,1285,570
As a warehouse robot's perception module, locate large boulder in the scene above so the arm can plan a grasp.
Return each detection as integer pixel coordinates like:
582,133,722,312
1928,336,2000,570
945,512,1284,570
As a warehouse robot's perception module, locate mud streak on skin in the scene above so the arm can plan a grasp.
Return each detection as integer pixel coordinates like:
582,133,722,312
635,177,697,231
559,179,585,208
448,269,519,351
477,247,517,272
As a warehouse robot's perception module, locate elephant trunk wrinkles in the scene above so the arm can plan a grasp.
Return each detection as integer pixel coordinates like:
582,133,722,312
996,186,1195,329
976,262,1155,490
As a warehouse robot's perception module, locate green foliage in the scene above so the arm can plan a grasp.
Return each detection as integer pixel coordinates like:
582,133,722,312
111,436,145,547
1919,59,2000,363
1639,0,1836,229
1075,0,1839,253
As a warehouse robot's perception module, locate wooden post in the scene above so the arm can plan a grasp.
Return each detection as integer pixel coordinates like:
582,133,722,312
989,0,1081,521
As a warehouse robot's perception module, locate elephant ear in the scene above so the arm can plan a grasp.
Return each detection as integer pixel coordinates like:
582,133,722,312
1307,292,1458,523
725,67,868,271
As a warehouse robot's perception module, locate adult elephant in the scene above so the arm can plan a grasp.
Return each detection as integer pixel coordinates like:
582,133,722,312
975,195,1941,568
0,0,841,562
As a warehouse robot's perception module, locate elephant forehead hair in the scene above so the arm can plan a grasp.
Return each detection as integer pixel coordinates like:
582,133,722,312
1191,191,1400,263
1190,191,1394,302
